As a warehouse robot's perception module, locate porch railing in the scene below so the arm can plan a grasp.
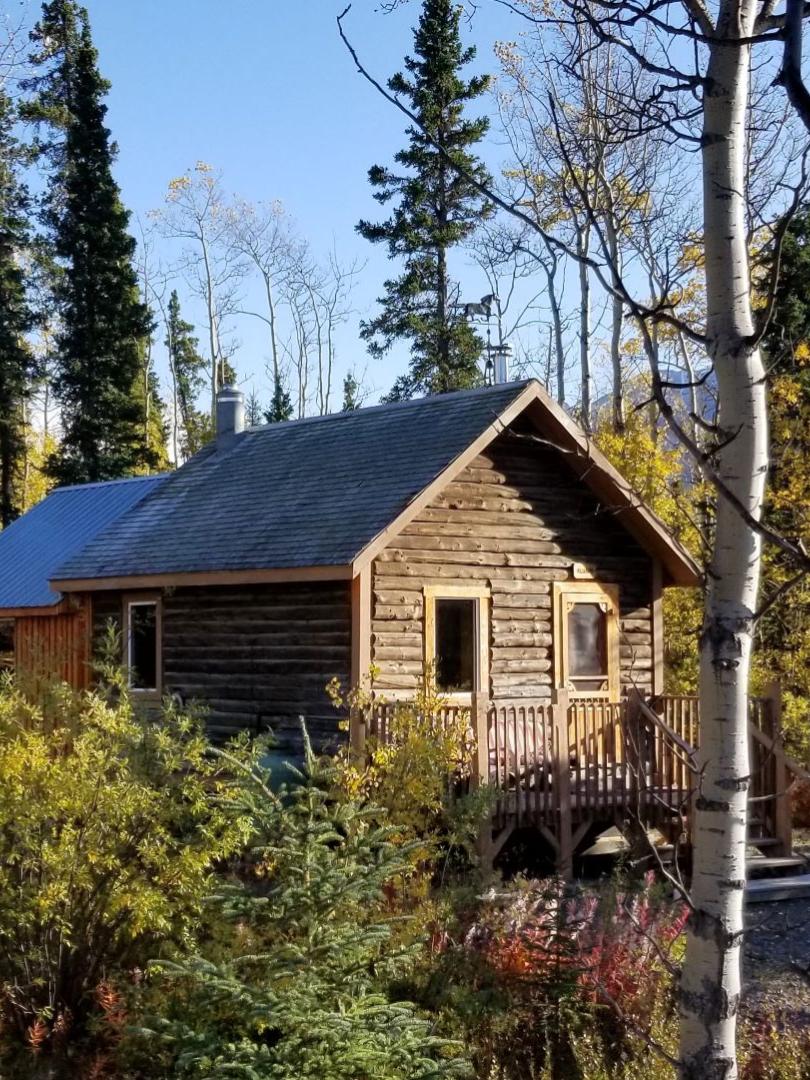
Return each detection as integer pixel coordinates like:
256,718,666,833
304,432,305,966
358,683,806,865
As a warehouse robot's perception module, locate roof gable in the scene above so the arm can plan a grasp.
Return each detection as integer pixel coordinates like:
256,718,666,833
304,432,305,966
0,474,168,610
47,380,700,592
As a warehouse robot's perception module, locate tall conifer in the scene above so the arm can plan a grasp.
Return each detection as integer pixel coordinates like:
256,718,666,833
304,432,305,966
357,0,492,399
24,1,155,484
165,290,211,459
0,90,34,526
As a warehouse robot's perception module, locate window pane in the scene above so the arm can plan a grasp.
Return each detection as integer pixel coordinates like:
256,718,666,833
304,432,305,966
129,603,157,690
568,602,607,678
435,599,475,693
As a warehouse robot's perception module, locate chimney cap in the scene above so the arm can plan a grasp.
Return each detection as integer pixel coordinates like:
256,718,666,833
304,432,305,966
216,384,245,447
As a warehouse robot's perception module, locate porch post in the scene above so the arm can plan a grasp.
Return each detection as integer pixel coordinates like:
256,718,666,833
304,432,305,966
349,567,371,757
766,681,791,857
472,691,494,873
552,688,573,880
471,691,489,789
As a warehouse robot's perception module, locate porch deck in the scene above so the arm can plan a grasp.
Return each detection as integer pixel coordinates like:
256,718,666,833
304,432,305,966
362,687,805,876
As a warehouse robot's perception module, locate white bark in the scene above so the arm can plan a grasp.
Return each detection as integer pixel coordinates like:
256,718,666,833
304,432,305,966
679,4,767,1076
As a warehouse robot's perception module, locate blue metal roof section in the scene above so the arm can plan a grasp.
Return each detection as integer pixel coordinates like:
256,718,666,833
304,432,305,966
0,474,169,609
54,382,531,582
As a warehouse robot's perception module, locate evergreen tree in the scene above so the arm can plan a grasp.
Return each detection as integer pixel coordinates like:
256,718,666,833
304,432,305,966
24,1,155,484
244,387,264,427
357,0,492,399
0,90,34,526
145,732,467,1079
264,376,294,423
165,290,211,459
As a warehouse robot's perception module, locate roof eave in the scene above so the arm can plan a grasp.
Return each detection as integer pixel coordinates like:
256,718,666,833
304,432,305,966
51,564,355,593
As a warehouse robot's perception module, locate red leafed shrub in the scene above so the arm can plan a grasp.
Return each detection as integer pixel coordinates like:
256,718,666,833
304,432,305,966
789,777,810,828
465,872,688,1022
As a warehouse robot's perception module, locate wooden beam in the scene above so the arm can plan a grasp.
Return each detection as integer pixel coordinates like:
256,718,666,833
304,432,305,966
350,566,371,688
651,559,665,696
350,567,371,757
52,564,353,593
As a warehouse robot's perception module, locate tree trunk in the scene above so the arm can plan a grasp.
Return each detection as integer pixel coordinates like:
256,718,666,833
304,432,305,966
679,6,766,1077
577,221,592,432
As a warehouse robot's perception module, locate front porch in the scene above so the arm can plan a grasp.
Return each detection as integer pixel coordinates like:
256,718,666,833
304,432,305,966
356,685,807,879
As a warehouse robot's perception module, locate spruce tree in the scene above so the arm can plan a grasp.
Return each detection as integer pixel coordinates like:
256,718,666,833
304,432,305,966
0,90,34,526
264,377,294,423
165,290,211,459
357,0,492,399
24,1,155,485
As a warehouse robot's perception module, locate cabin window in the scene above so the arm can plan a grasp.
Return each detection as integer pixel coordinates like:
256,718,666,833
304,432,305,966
424,585,489,699
553,581,619,698
125,596,161,694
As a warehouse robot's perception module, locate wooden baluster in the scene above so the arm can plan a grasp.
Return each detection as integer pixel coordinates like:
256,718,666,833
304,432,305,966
552,689,572,880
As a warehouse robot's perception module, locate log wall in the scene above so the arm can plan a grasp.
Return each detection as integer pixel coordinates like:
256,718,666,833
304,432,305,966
92,582,351,750
371,432,655,699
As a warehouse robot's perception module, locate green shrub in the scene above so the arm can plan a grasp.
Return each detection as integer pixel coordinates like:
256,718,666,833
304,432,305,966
136,729,468,1079
0,672,248,1066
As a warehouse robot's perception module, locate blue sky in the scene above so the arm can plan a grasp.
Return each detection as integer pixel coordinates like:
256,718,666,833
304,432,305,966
15,0,573,412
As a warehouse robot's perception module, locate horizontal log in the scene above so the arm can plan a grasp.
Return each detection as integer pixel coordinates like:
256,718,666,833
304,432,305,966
491,590,551,609
618,632,652,646
391,534,563,556
379,548,572,570
373,646,423,662
493,647,552,661
372,632,423,649
492,672,553,689
375,659,423,674
491,659,553,674
496,633,553,648
489,579,554,595
620,644,652,660
373,604,421,620
493,618,551,634
374,564,568,583
374,590,423,607
371,619,422,635
405,520,557,541
492,685,553,700
373,674,421,690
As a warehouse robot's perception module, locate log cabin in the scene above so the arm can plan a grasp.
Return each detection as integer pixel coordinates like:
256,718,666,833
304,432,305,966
15,380,804,873
0,380,697,738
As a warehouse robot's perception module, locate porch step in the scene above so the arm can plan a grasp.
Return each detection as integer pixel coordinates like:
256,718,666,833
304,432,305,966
746,855,808,879
747,836,781,849
746,874,810,904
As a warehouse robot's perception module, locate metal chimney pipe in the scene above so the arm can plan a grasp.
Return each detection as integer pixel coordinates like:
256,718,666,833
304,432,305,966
216,385,245,447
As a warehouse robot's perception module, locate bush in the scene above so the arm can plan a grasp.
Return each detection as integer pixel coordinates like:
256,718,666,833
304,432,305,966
401,873,688,1080
135,729,468,1079
0,672,248,1070
327,669,493,881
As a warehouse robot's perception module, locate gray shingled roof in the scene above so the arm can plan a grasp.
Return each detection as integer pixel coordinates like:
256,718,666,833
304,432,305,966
53,382,529,581
0,475,168,608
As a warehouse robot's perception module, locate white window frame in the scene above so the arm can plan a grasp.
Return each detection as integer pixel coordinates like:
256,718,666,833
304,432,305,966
123,593,162,698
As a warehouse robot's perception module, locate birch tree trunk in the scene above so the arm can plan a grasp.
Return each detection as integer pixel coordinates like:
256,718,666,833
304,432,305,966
679,3,767,1074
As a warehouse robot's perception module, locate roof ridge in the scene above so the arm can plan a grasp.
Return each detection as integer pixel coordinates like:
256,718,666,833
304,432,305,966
242,379,536,435
54,473,170,494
